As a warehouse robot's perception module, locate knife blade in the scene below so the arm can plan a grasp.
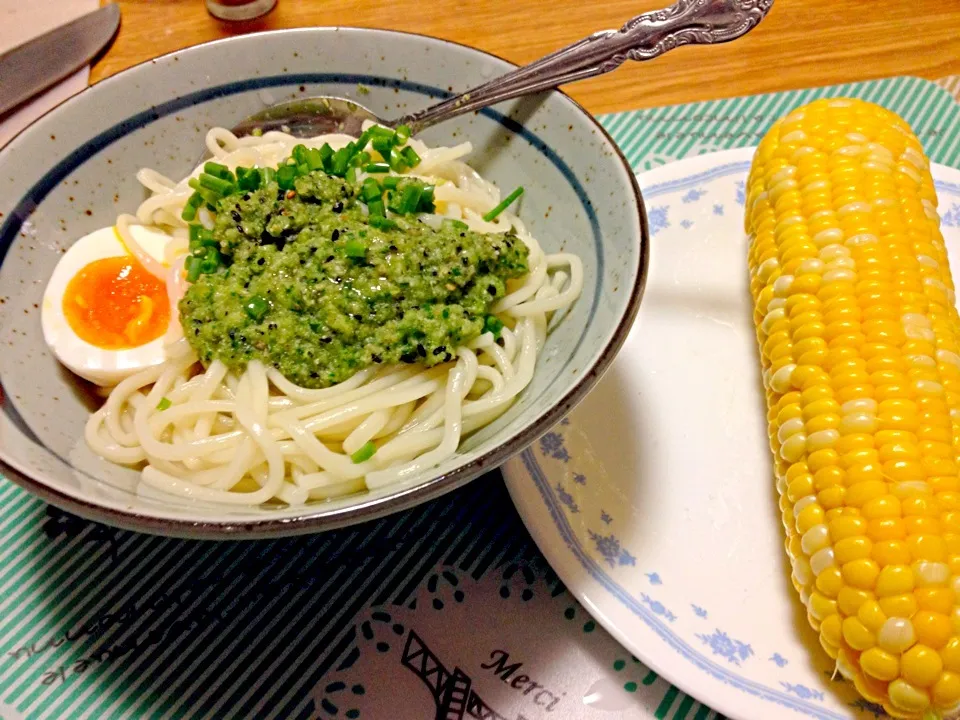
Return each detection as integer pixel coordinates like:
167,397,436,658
0,3,121,118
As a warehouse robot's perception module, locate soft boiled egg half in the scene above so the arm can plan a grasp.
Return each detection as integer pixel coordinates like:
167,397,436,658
42,225,173,387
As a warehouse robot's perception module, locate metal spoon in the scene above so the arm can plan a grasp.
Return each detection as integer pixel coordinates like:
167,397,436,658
231,0,773,139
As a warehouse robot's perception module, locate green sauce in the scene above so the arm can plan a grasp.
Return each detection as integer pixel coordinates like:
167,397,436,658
179,171,529,388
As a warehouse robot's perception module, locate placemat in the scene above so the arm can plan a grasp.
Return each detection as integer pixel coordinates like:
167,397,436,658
1,75,958,720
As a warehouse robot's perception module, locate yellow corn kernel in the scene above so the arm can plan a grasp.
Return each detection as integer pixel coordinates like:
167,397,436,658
843,559,880,590
835,536,873,563
932,671,960,709
901,644,943,688
862,647,900,681
889,679,931,714
914,611,952,650
879,593,919,620
875,565,914,597
843,616,877,650
916,588,955,615
747,98,960,716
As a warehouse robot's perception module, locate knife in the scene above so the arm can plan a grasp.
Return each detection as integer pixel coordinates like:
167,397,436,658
0,3,121,117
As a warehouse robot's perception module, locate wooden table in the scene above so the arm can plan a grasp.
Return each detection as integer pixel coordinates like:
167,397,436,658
93,0,960,116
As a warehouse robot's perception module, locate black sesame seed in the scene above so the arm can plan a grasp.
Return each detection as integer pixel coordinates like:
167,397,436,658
332,201,344,214
487,285,497,296
455,245,462,253
389,244,398,252
277,189,285,201
461,257,468,266
433,346,446,356
320,337,332,344
353,314,363,321
231,211,241,223
417,344,426,358
194,328,200,336
331,229,340,241
243,193,251,201
236,225,243,233
400,351,417,363
257,257,265,266
371,353,382,363
444,353,452,362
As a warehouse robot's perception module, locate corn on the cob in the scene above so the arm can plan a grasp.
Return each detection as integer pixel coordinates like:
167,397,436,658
747,98,960,719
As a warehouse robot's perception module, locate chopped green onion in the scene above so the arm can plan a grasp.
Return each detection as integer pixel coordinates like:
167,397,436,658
360,177,382,202
345,166,358,185
364,162,390,174
482,186,524,222
355,128,374,153
181,192,202,221
185,256,202,283
398,183,423,214
203,162,234,181
369,215,397,230
188,226,218,254
388,146,408,172
331,148,352,176
372,135,394,160
395,124,411,143
401,145,421,168
444,218,469,231
156,397,172,411
198,248,221,274
251,127,264,137
236,167,262,191
344,238,367,258
418,185,435,212
198,172,235,196
367,199,385,217
292,144,309,166
303,147,324,171
382,176,401,190
276,165,297,190
261,167,276,185
188,178,221,206
350,151,371,168
189,224,213,244
296,163,309,176
318,143,334,169
369,125,395,139
351,441,377,463
484,314,504,337
244,295,270,322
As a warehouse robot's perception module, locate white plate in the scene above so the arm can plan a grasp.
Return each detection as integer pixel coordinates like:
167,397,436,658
502,148,960,720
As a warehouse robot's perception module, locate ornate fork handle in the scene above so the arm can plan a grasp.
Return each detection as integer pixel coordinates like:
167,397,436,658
401,0,773,134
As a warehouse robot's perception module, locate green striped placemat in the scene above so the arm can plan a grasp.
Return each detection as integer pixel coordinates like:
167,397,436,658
0,75,956,720
599,75,959,172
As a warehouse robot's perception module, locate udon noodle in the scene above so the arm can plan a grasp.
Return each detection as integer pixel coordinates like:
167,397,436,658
85,126,583,506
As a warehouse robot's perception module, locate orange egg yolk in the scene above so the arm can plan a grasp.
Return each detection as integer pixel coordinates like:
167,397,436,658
62,256,169,350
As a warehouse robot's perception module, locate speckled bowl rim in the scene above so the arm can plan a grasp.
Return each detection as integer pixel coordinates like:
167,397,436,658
0,27,649,539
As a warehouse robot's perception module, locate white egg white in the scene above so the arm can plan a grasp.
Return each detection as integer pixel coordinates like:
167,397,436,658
42,225,174,387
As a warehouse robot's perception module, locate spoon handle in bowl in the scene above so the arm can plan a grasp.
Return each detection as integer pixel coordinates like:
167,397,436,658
400,0,773,134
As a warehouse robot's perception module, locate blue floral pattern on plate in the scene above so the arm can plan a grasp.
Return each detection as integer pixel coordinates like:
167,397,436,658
697,629,754,666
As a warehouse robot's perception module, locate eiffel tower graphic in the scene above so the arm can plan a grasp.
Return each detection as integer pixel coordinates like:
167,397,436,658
401,630,511,720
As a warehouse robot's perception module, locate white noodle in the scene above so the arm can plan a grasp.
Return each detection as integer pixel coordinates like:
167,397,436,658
84,127,582,507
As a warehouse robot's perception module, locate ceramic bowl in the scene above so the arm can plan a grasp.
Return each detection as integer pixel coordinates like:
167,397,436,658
0,28,648,538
